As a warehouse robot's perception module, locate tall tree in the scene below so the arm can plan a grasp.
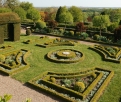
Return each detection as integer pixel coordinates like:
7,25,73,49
55,6,67,22
13,7,26,21
69,6,83,22
59,11,73,23
4,0,20,11
26,8,41,21
93,15,110,35
19,1,33,11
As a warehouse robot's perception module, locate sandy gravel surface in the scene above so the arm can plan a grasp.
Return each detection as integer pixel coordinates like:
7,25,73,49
0,74,61,102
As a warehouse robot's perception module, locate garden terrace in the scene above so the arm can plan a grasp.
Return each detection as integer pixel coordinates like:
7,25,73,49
28,67,114,102
0,49,30,75
90,45,121,63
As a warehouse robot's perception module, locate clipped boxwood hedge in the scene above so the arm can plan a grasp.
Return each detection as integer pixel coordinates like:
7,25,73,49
0,49,30,75
46,49,84,63
28,67,114,102
90,45,121,63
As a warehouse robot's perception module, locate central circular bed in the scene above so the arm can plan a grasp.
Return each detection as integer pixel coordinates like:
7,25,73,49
47,49,84,63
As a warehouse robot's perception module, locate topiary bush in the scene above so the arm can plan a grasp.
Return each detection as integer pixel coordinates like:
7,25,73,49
35,20,46,29
91,72,97,78
0,54,5,62
80,32,88,39
26,29,31,36
50,77,56,83
93,34,100,40
69,31,74,36
74,82,85,92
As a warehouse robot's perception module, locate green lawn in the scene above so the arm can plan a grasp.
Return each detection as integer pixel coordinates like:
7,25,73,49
2,34,121,102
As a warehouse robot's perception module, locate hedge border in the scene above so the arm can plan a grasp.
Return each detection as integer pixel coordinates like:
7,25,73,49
90,45,121,63
46,49,84,63
0,49,30,76
28,67,114,102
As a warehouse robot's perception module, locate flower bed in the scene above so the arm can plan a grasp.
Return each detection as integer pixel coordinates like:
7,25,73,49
28,67,114,102
90,45,121,63
0,49,30,75
46,49,84,63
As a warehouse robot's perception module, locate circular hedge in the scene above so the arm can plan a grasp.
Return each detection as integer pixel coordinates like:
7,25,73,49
47,49,84,63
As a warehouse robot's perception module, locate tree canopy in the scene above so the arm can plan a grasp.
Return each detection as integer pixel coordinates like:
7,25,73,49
69,6,83,22
93,15,110,35
26,8,41,21
20,1,33,11
13,7,26,21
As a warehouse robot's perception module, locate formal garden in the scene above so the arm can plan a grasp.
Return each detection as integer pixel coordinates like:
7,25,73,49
0,33,121,102
1,1,121,101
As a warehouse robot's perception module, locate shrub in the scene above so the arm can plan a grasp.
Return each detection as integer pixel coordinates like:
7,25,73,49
0,54,5,62
69,31,74,36
74,82,85,92
59,28,64,34
62,79,72,87
80,32,88,39
26,29,31,36
99,36,108,42
63,31,69,36
35,21,46,29
0,94,12,102
75,32,81,37
91,73,97,78
93,34,100,40
50,77,56,83
10,61,16,66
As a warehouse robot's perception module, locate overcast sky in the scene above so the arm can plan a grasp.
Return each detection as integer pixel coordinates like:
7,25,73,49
20,0,121,7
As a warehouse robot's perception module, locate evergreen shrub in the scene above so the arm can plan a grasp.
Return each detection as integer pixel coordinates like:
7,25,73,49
0,54,5,62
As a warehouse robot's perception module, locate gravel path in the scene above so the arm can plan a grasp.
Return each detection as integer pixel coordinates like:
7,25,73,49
0,74,61,102
0,29,104,102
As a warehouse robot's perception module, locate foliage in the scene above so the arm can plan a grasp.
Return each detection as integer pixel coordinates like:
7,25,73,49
35,20,46,29
55,6,66,22
0,54,5,62
4,0,20,11
26,8,41,21
93,34,100,40
80,32,89,39
114,25,121,42
93,15,110,35
20,1,33,11
75,22,86,32
69,6,83,22
0,94,12,102
55,6,73,23
0,8,11,13
107,22,118,33
69,31,74,36
48,20,58,29
58,11,73,23
62,79,72,87
13,7,26,21
26,29,31,36
74,82,85,92
50,77,56,83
